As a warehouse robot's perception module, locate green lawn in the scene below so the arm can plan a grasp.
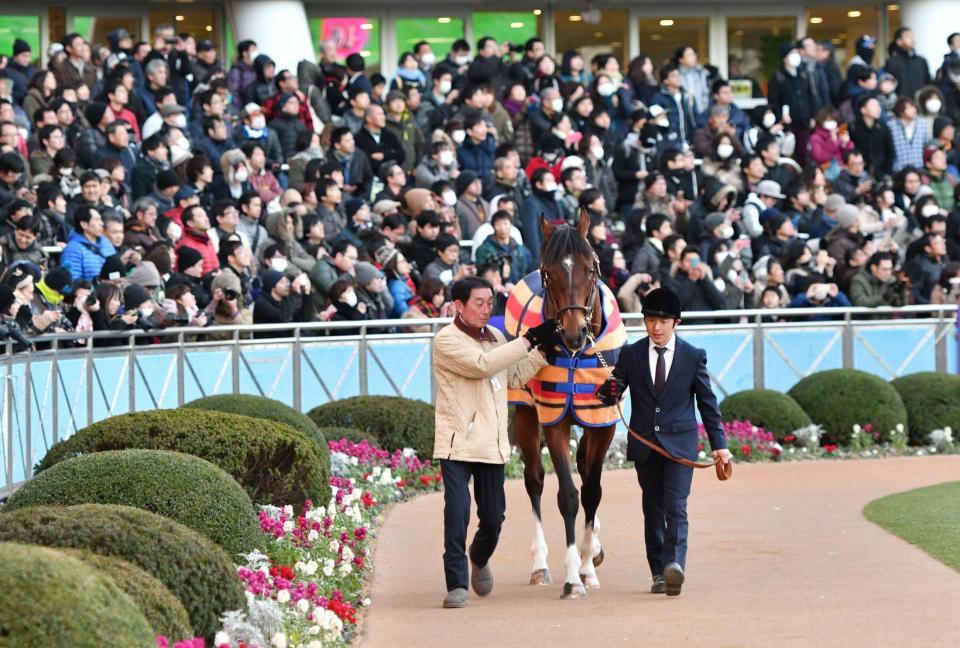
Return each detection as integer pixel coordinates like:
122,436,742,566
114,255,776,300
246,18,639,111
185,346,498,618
864,481,960,572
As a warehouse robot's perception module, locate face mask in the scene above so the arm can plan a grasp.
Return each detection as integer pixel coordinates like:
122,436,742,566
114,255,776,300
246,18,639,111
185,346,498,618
785,52,802,69
251,115,266,129
343,290,358,307
234,167,249,182
550,98,564,113
247,50,259,62
421,52,436,66
763,112,777,129
438,150,454,166
590,145,605,160
176,137,190,151
59,167,73,176
541,180,557,193
822,120,838,131
451,130,466,144
925,99,942,113
716,143,734,159
168,222,182,242
655,118,670,129
139,306,154,318
270,257,289,272
922,205,941,217
173,114,187,129
454,55,470,66
720,226,735,240
438,79,452,95
442,191,458,207
597,82,616,97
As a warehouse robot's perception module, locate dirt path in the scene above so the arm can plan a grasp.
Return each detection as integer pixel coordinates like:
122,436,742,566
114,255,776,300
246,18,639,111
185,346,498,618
360,456,960,648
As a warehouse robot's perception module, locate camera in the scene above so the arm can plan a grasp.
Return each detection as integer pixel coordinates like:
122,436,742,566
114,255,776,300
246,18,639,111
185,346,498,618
508,43,524,54
85,293,98,308
222,287,239,301
0,321,31,349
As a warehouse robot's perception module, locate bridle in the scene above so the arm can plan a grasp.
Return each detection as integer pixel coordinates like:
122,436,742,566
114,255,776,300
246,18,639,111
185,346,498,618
539,254,602,341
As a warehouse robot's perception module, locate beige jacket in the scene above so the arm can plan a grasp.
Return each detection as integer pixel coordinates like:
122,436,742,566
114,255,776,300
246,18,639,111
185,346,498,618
433,320,547,464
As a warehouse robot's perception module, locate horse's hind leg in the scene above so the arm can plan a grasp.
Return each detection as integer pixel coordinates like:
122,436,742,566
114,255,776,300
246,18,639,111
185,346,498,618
515,406,550,585
577,425,615,588
545,422,585,599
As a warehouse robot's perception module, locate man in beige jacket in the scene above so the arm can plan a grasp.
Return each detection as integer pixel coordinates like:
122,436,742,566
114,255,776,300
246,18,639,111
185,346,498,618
433,276,559,609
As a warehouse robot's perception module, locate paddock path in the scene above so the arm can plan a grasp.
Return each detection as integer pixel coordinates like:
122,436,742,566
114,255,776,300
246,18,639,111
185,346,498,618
359,456,960,647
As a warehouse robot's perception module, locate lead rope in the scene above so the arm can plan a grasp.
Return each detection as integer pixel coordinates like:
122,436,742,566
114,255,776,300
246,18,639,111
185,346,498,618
586,331,732,481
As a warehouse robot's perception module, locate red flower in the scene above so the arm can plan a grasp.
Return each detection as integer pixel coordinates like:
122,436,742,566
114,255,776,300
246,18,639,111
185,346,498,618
419,474,433,486
784,434,796,443
824,444,838,453
269,565,295,581
360,492,376,508
697,443,704,452
741,444,752,456
396,479,407,488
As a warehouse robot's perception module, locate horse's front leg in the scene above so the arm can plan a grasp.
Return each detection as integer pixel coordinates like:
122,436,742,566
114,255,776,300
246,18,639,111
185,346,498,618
514,406,551,585
576,424,615,588
545,422,585,599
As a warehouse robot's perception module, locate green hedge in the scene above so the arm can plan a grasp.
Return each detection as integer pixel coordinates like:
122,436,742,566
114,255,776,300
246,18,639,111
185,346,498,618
320,426,379,446
0,542,155,647
185,394,329,457
0,504,245,640
788,369,908,445
891,372,960,445
8,449,262,556
309,396,434,458
63,549,193,642
37,409,329,509
719,389,812,441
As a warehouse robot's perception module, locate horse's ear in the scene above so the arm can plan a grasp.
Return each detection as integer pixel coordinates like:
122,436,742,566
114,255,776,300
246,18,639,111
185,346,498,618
540,214,555,239
577,208,590,237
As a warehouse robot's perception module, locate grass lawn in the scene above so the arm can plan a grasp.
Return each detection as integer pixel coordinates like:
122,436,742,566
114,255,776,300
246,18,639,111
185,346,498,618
864,481,960,572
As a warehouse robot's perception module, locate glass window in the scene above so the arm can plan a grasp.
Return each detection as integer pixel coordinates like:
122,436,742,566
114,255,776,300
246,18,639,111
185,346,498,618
554,9,627,66
0,16,40,65
71,16,140,47
638,17,709,70
727,17,796,94
472,11,540,51
395,17,464,60
309,17,381,73
806,6,880,70
149,10,220,52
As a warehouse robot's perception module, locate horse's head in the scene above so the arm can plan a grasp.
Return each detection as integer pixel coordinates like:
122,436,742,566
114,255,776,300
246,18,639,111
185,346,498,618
540,210,601,351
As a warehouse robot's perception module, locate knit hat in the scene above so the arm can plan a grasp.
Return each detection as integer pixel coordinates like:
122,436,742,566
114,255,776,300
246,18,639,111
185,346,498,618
44,266,73,293
354,261,380,287
123,283,152,310
385,90,406,104
933,116,955,139
197,39,215,53
766,210,789,234
759,207,782,226
703,211,726,232
345,197,366,219
455,170,479,196
778,42,796,60
126,261,161,288
84,102,109,128
5,265,32,290
374,245,398,269
835,204,860,229
824,193,847,213
211,270,242,296
12,39,31,56
174,184,197,202
260,269,285,294
0,285,16,315
176,247,204,273
156,170,182,191
99,255,126,281
275,92,297,111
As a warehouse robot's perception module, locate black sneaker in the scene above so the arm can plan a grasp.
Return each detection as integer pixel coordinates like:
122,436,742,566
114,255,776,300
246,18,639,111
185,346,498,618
650,574,665,594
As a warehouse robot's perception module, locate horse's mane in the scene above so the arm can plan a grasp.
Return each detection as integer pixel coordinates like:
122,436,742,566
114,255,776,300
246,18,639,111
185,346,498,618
540,225,594,269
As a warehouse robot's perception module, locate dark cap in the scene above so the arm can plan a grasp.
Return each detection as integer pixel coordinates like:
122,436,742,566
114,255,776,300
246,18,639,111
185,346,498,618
44,266,73,293
641,287,682,320
156,170,182,191
99,255,126,281
260,269,285,293
84,102,109,128
176,246,203,272
123,283,152,310
416,210,441,228
196,39,215,53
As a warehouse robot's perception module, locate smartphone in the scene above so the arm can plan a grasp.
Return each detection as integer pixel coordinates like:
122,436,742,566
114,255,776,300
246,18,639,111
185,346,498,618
781,105,790,119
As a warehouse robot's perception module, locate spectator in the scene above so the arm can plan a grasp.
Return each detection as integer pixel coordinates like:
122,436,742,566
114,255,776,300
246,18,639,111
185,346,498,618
355,104,404,176
474,210,531,284
329,127,373,200
809,107,853,174
60,206,116,281
327,277,371,335
930,261,960,305
1,215,46,268
888,97,927,172
665,247,727,312
252,269,314,337
834,150,876,205
269,93,308,159
850,96,894,179
424,232,473,287
354,261,391,324
922,146,957,211
454,170,487,240
741,179,785,239
824,204,865,263
884,28,930,100
309,239,357,301
175,205,218,274
768,43,816,165
377,246,416,318
906,234,948,303
416,140,459,189
519,168,563,267
850,251,908,307
457,114,496,179
228,40,260,106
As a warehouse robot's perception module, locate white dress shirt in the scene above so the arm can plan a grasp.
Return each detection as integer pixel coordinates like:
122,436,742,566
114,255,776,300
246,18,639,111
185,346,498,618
648,334,677,385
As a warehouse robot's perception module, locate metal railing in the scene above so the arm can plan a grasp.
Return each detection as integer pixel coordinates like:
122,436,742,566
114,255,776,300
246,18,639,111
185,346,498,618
1,304,957,499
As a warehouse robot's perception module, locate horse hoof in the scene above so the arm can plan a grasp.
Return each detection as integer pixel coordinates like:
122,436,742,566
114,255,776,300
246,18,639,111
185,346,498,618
580,574,601,588
592,547,605,567
561,583,587,599
529,569,552,585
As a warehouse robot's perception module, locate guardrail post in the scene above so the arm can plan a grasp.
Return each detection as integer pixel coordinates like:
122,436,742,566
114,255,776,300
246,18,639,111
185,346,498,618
5,341,13,494
358,325,368,396
841,312,854,369
752,314,764,389
24,350,30,477
292,327,302,411
176,332,185,406
935,310,948,373
51,339,58,444
231,329,241,394
85,337,94,426
127,334,136,413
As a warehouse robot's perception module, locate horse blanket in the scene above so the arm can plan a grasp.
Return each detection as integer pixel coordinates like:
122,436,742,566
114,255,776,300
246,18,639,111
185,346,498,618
504,270,627,427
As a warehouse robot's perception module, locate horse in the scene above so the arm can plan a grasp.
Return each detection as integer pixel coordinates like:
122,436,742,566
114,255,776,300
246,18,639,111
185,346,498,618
505,210,627,599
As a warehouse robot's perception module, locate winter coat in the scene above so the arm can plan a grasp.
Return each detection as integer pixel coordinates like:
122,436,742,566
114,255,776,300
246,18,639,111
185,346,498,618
60,231,117,282
883,46,931,101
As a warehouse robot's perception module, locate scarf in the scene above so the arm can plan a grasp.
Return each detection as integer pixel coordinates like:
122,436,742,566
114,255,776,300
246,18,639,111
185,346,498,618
502,98,524,118
37,278,63,306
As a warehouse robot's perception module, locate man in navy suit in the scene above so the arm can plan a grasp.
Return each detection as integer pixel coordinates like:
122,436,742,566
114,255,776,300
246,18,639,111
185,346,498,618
597,287,730,596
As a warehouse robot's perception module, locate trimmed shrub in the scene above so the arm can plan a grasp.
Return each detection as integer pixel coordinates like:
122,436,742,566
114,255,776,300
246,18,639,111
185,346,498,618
787,369,908,445
0,542,155,647
63,549,192,642
320,426,379,446
37,409,329,508
0,504,245,640
309,396,434,457
8,449,263,556
719,389,812,441
891,372,960,445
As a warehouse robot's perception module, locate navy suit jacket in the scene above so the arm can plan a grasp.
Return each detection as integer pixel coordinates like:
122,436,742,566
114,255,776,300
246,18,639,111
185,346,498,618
612,336,726,463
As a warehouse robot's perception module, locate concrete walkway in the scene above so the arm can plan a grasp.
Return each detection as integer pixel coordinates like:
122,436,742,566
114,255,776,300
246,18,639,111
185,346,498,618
360,456,960,648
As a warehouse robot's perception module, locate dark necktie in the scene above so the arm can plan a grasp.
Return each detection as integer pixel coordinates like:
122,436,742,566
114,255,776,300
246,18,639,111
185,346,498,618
655,346,667,397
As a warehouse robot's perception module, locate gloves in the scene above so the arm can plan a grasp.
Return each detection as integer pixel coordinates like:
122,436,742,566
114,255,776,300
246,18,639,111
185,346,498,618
596,376,626,405
524,318,562,351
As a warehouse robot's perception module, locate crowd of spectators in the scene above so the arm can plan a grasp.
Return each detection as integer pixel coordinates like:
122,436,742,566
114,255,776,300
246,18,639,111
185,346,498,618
0,23,958,347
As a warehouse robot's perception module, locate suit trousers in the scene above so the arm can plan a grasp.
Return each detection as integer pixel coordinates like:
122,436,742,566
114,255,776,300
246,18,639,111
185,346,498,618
635,451,694,576
440,459,506,592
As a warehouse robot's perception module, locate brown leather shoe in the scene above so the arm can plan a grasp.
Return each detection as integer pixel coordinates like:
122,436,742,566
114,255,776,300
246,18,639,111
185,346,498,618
664,562,684,596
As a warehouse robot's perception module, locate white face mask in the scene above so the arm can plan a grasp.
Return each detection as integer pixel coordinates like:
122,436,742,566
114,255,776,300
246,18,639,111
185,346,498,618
421,52,436,66
343,290,358,307
550,98,565,113
438,79,452,95
247,49,259,62
176,137,191,151
234,167,249,182
822,120,838,131
590,145,605,160
454,55,470,66
451,130,466,144
139,306,154,318
716,143,734,159
785,52,802,69
59,167,73,176
167,222,182,242
442,191,458,207
173,114,187,129
655,118,670,129
251,115,266,130
270,257,288,272
720,226,735,239
541,180,557,193
921,204,941,217
763,112,777,129
597,82,616,97
438,150,454,166
925,98,942,113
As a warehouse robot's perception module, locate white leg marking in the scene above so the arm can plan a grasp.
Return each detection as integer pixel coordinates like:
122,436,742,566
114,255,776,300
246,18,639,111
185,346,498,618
531,516,549,572
578,522,601,588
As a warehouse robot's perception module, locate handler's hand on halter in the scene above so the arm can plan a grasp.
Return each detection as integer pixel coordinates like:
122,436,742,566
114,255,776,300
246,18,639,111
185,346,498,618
595,377,625,405
713,448,732,465
524,318,562,351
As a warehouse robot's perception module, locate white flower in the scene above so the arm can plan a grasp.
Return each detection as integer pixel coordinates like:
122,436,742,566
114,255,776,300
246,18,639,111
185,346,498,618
271,632,287,648
342,546,355,562
307,529,319,542
301,560,318,576
896,423,904,432
379,468,394,485
308,624,321,635
329,539,340,553
282,519,294,534
276,589,290,604
214,631,230,645
541,447,549,455
283,505,294,517
297,598,310,613
363,597,372,606
697,450,706,460
372,466,382,476
323,559,335,577
402,447,416,458
853,424,862,434
366,474,375,483
350,456,359,466
339,561,353,575
307,641,324,648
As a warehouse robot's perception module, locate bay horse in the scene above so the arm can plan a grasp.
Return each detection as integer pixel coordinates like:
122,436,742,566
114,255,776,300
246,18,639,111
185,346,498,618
506,210,627,599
